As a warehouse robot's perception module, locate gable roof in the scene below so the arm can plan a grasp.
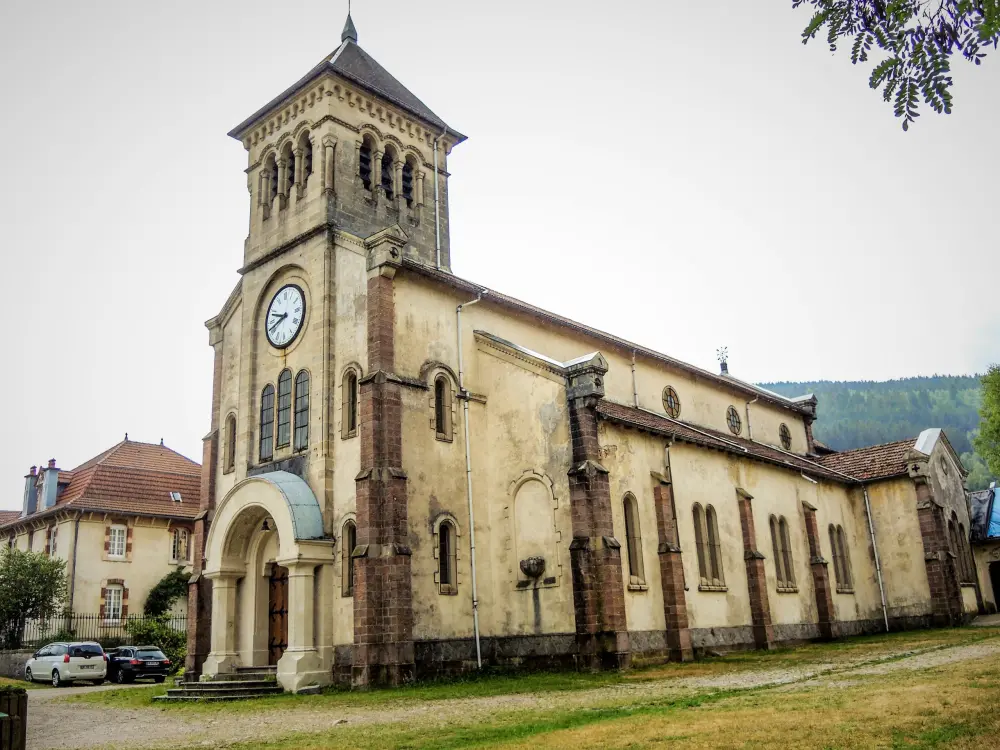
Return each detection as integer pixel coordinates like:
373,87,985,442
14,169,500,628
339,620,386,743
0,441,201,531
0,511,19,527
228,38,465,142
816,439,915,481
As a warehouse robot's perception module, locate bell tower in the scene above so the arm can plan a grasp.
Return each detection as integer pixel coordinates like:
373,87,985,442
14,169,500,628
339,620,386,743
228,13,466,271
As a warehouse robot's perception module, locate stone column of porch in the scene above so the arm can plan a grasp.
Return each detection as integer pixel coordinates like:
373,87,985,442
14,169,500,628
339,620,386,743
565,355,630,671
200,571,240,677
736,488,774,650
276,561,327,693
651,473,692,661
802,502,836,640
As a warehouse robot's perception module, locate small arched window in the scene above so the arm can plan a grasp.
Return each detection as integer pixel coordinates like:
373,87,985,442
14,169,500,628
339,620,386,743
834,524,853,591
623,494,645,587
359,137,373,190
224,414,236,473
298,132,313,188
259,384,275,462
342,520,356,597
437,520,457,595
276,370,292,448
694,503,725,588
957,522,972,582
829,524,843,586
342,369,359,439
434,376,453,441
402,157,415,206
293,370,309,451
281,143,296,196
264,155,278,206
381,148,395,199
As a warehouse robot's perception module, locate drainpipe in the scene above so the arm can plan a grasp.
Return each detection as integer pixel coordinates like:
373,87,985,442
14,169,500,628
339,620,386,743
745,396,759,442
67,516,81,615
630,350,639,408
862,485,889,632
433,126,449,270
457,290,487,667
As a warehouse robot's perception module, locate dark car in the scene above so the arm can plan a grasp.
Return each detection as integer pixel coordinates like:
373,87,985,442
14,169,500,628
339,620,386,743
106,646,172,684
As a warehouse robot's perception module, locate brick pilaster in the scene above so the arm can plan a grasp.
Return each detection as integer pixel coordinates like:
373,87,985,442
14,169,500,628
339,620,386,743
652,474,692,661
915,480,964,627
736,489,774,650
566,355,629,671
353,230,414,687
186,337,223,677
802,502,835,640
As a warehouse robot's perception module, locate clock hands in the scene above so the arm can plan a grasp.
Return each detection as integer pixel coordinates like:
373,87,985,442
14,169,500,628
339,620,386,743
268,312,287,334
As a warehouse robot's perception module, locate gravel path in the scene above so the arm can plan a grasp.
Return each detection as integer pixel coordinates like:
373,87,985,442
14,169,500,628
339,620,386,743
26,638,1000,750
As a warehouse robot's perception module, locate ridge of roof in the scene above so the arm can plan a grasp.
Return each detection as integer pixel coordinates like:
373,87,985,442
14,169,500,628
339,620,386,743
69,440,200,476
400,259,814,418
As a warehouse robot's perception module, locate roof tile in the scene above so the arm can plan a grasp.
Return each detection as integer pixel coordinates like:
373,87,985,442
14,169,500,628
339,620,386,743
816,439,916,482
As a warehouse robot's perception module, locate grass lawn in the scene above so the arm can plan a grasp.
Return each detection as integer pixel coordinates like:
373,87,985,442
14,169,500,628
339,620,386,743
0,676,49,690
62,626,1000,749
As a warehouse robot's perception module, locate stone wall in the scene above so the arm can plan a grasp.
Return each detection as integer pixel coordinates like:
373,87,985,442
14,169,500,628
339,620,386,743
0,651,33,681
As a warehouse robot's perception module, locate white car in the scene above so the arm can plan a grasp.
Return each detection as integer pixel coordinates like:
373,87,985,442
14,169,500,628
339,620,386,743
25,642,108,687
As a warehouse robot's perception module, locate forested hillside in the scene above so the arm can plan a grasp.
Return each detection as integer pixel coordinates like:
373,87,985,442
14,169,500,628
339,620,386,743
760,376,995,490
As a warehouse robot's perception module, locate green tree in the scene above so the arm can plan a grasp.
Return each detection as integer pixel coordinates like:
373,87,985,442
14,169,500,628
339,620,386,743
974,364,1000,476
794,1,1000,129
144,569,190,616
124,615,186,672
0,547,68,649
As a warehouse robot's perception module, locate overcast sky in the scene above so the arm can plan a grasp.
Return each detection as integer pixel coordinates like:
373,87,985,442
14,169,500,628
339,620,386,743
0,1,996,510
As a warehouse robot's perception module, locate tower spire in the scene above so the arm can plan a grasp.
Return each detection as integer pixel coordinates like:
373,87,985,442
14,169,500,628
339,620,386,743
341,5,358,44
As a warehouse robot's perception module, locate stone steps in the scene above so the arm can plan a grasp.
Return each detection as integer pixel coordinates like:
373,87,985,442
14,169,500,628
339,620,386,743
155,667,283,702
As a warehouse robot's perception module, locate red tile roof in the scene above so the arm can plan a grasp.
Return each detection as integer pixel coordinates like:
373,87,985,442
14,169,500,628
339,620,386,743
1,440,201,531
0,511,19,526
816,439,915,482
596,401,855,483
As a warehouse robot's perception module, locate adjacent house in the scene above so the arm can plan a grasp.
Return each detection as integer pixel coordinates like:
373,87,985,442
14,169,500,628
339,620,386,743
1,438,200,621
970,484,999,612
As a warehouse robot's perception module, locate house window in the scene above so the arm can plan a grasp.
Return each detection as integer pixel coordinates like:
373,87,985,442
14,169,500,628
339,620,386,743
623,494,645,588
276,369,292,448
726,406,742,436
260,384,275,462
224,414,236,473
172,529,189,562
109,525,127,559
779,423,792,450
438,520,457,595
830,524,853,592
104,585,123,623
958,523,974,583
693,503,725,589
434,375,453,441
281,143,296,196
294,370,310,451
49,525,58,557
299,132,313,188
770,515,795,590
662,386,681,419
342,520,356,597
342,369,359,439
264,154,278,205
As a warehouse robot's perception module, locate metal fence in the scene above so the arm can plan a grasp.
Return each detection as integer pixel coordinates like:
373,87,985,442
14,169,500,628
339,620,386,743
3,613,187,650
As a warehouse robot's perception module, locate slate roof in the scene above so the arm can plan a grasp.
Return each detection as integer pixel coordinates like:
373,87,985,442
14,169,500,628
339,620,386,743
816,439,915,482
0,441,201,530
969,488,998,542
596,401,854,483
228,36,464,141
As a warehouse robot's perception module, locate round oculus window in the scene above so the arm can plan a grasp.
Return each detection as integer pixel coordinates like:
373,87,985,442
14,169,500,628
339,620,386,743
779,423,792,450
726,405,742,436
662,386,681,418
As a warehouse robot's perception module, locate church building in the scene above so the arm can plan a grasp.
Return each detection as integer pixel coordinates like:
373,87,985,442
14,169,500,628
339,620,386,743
186,15,983,692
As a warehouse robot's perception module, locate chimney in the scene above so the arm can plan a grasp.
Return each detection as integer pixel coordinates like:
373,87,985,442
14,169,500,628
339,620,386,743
21,466,38,517
40,459,60,511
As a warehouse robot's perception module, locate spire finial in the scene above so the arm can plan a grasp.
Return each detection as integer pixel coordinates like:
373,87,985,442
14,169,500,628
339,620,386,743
341,4,358,44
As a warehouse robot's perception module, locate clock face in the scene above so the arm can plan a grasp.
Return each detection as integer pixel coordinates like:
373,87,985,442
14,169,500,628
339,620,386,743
265,285,305,348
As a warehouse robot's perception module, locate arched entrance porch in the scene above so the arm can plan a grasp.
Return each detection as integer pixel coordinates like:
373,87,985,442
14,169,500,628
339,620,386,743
202,471,334,693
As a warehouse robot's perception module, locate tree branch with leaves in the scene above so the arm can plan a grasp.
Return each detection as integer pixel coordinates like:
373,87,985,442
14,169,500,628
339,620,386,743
974,364,1000,478
794,1,1000,129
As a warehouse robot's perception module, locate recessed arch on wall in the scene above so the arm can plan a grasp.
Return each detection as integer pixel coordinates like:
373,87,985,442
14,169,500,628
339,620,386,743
507,470,562,589
340,363,363,439
431,511,461,595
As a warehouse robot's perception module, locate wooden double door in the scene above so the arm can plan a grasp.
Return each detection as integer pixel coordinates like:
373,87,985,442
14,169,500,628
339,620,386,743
268,564,289,665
